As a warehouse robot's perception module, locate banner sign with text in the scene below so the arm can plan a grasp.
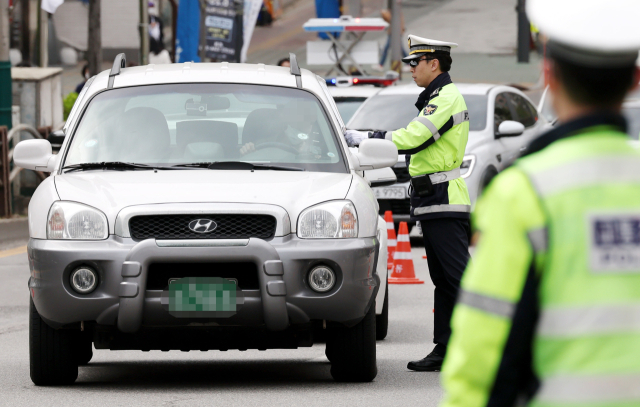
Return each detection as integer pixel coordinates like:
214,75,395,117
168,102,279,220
204,0,244,62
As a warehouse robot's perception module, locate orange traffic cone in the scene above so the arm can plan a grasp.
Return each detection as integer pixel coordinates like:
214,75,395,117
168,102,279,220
384,211,396,270
388,222,424,284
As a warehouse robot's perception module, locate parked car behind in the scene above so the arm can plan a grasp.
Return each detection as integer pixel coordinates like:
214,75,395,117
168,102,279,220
347,83,547,224
538,86,640,140
329,85,380,123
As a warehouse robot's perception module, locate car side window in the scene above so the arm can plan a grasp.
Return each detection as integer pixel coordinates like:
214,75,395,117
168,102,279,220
494,92,513,131
508,93,537,128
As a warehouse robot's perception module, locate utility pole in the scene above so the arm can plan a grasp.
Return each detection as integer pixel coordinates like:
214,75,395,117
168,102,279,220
139,0,149,65
516,0,530,63
199,0,206,62
38,3,48,67
390,0,402,76
87,0,101,76
0,0,12,129
20,0,29,64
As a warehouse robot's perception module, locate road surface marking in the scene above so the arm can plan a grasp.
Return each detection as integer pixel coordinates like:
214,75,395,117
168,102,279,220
0,246,27,259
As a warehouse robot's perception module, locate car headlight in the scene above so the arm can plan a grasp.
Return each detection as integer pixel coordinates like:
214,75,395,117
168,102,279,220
47,201,108,240
297,200,358,239
460,155,476,179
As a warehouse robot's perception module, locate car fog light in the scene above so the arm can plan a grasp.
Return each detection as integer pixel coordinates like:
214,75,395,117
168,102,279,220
70,267,98,294
308,266,335,292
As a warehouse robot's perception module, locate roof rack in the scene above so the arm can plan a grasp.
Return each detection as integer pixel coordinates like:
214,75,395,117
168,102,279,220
289,52,302,88
107,53,127,89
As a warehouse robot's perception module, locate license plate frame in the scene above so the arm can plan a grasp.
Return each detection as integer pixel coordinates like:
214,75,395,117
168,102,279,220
373,186,407,200
161,277,244,318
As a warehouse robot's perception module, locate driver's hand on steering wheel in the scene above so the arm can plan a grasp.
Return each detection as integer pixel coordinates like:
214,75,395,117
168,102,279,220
239,142,255,155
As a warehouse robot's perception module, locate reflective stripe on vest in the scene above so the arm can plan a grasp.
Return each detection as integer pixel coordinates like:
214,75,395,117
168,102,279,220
537,303,640,337
413,204,471,216
457,289,516,319
529,156,640,197
428,167,461,184
410,109,470,142
451,110,470,126
527,227,548,253
412,116,441,140
536,373,640,404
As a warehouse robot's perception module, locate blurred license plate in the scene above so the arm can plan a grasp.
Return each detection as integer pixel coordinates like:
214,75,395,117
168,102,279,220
373,186,406,199
162,277,244,318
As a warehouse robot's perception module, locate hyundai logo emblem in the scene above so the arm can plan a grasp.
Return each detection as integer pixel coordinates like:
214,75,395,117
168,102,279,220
188,219,218,234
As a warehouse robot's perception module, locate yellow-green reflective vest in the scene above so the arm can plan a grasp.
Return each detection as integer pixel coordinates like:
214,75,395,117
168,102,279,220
386,74,471,220
441,115,640,407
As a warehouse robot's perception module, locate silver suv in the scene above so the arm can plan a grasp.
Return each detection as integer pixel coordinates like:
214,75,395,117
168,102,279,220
15,55,397,385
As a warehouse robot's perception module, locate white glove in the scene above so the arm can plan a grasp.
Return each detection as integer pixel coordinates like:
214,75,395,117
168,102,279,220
344,130,369,147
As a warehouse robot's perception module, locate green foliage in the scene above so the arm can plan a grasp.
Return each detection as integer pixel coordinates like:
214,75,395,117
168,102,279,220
63,92,79,120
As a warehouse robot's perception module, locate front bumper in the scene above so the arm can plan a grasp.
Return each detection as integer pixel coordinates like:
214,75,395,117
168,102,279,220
28,235,379,332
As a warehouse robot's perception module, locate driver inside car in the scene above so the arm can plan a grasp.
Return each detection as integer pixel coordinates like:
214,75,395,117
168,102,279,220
239,101,320,156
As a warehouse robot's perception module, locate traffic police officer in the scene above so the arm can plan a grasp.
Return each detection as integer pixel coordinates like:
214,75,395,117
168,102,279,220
346,35,472,371
440,0,640,405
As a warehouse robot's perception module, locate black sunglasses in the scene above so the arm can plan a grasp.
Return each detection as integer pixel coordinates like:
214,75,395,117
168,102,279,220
408,57,433,67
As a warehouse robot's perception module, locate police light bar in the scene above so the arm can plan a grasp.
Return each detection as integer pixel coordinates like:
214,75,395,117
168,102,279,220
303,15,388,33
326,73,400,88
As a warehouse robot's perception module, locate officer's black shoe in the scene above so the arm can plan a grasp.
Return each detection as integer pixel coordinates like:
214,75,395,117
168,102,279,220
407,345,446,372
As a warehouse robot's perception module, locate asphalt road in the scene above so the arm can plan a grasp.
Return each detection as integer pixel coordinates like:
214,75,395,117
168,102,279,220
0,245,442,407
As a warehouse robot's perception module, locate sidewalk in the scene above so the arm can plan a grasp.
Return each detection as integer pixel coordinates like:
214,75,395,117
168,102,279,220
246,0,390,66
247,0,542,88
403,0,542,87
56,0,542,95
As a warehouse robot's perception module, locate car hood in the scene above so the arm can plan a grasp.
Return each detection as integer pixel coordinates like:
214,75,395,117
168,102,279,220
465,131,492,153
54,170,353,234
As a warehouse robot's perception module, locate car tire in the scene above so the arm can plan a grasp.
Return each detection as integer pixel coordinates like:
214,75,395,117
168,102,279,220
376,288,389,340
325,342,335,362
77,333,93,365
29,298,79,386
327,305,377,382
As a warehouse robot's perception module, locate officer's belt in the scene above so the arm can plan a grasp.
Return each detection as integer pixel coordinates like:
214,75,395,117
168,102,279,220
415,167,460,185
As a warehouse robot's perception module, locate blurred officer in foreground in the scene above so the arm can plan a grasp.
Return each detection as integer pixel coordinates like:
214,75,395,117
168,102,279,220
440,0,640,405
346,35,471,372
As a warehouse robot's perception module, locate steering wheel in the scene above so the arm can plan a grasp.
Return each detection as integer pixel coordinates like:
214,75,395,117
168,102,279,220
254,142,299,155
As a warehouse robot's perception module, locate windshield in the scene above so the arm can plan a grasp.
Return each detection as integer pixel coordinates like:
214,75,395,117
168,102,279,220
334,97,368,123
347,94,488,132
64,84,347,173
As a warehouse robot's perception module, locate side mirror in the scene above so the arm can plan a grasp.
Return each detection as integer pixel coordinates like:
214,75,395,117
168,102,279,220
496,120,525,137
47,129,66,152
13,139,57,172
365,167,397,187
351,139,398,170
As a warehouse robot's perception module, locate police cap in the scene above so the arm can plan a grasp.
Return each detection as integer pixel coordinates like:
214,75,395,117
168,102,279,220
527,0,640,67
401,35,458,63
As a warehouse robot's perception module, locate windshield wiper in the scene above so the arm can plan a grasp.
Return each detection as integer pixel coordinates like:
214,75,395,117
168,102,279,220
61,162,172,173
172,161,304,171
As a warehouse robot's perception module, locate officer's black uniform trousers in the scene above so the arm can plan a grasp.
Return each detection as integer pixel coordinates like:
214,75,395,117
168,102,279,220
420,218,470,347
